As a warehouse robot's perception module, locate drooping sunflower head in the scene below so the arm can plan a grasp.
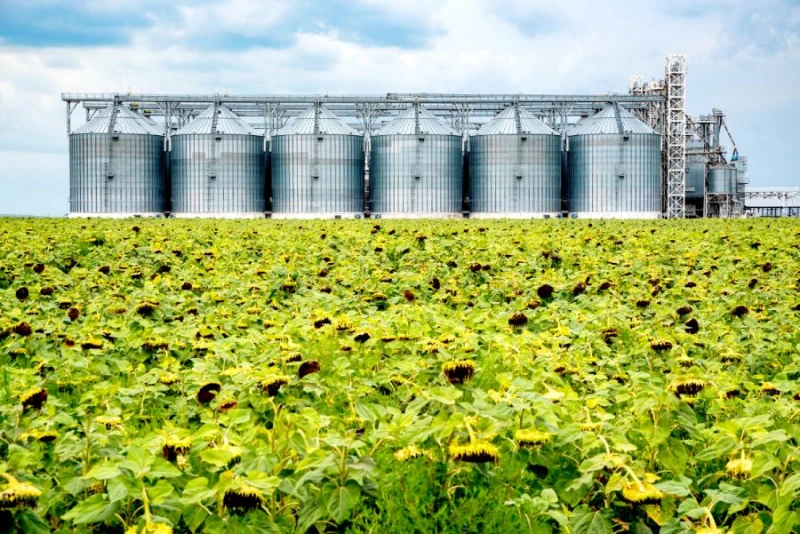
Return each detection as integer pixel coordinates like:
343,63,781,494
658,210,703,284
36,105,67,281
677,356,694,368
95,416,123,429
673,378,706,397
0,475,42,510
621,480,663,505
261,375,289,396
223,483,264,513
650,339,673,352
20,387,47,410
196,382,221,404
508,312,528,327
514,429,552,448
726,456,752,480
449,441,500,463
394,446,432,462
135,302,158,317
760,382,780,396
31,430,58,443
442,360,476,384
158,372,180,386
162,435,192,461
216,397,238,412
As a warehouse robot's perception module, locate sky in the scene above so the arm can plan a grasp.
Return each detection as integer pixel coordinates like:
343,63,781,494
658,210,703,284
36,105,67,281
0,0,798,215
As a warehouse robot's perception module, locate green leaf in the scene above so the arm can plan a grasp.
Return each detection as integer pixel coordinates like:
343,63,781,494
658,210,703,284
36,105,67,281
182,505,209,533
86,461,122,481
767,506,799,534
570,506,612,534
120,446,154,478
63,494,120,524
107,476,128,503
655,478,693,497
324,480,361,523
427,386,463,405
148,458,182,479
17,510,51,534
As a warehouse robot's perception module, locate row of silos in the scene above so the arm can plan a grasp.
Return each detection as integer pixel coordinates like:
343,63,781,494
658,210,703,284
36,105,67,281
69,103,662,218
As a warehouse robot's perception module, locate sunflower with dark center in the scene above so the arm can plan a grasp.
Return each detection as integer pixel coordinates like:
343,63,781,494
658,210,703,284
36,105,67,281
298,360,321,379
32,430,58,443
283,353,302,363
514,429,552,448
217,397,238,412
223,484,264,513
621,480,663,505
162,436,192,461
15,287,29,301
650,339,673,352
677,356,694,368
612,374,629,384
354,332,371,343
67,307,80,321
442,360,475,384
449,441,500,463
39,286,54,296
636,299,651,308
684,318,700,334
98,265,110,274
20,387,47,410
537,284,554,299
261,375,289,396
403,289,415,302
0,475,42,510
181,281,193,290
13,322,32,336
730,305,749,318
508,312,528,327
760,382,780,396
313,317,331,329
95,416,122,429
673,378,706,397
136,302,158,317
158,373,180,386
724,388,741,399
196,382,221,404
80,338,104,350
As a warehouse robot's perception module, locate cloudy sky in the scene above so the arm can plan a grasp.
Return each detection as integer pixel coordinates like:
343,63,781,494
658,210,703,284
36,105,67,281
0,0,798,215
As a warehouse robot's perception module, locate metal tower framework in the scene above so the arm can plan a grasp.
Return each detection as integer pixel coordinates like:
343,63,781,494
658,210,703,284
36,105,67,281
664,55,687,218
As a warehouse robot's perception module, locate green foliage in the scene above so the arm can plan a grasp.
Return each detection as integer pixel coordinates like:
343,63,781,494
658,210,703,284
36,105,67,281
0,218,798,533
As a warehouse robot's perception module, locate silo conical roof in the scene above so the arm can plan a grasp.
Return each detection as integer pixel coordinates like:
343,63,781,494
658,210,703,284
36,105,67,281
72,105,164,135
276,106,360,136
374,105,458,136
475,106,557,136
568,104,655,135
175,105,258,136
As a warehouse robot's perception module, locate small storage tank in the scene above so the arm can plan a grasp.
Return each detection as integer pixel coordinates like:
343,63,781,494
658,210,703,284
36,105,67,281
370,104,463,217
271,105,364,218
469,106,561,217
568,104,662,218
69,104,165,217
170,104,264,217
685,139,706,199
708,163,737,194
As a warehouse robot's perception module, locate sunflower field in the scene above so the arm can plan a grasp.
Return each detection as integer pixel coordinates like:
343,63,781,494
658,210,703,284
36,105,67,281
0,218,799,534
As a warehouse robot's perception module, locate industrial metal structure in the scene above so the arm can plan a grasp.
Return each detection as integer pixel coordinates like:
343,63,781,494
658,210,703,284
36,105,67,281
69,104,165,217
567,104,662,218
61,54,777,219
468,105,561,217
370,104,463,218
170,104,265,217
271,104,364,218
744,189,800,217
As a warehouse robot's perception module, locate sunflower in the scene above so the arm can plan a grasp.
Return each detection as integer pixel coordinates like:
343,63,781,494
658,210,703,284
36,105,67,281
20,387,47,410
217,397,238,412
677,356,694,368
162,436,192,461
650,339,673,352
442,360,476,384
508,312,528,327
537,284,554,299
514,429,552,448
95,416,123,429
196,382,221,404
224,484,264,513
136,302,158,317
449,441,500,463
13,322,32,337
80,338,104,350
261,375,289,396
672,378,706,397
760,382,780,396
394,446,431,462
158,372,180,386
726,455,752,480
621,480,663,505
298,361,321,379
0,474,41,510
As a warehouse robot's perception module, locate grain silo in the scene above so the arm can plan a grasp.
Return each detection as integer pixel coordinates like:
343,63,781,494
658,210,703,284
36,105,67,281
370,103,463,217
567,104,661,218
708,163,737,194
685,139,706,200
271,105,364,218
69,104,165,217
170,104,265,217
469,105,561,217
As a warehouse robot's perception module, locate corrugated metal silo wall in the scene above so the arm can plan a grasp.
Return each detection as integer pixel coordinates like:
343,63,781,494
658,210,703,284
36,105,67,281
270,134,364,213
69,133,165,213
567,133,661,213
170,134,264,213
708,166,736,194
686,140,705,199
468,134,561,213
370,134,463,214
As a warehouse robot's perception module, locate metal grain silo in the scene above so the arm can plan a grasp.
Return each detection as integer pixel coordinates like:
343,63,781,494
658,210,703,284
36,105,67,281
469,106,561,217
170,104,265,217
708,163,737,194
370,104,463,218
568,104,662,218
685,139,706,200
271,105,364,218
69,105,165,217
